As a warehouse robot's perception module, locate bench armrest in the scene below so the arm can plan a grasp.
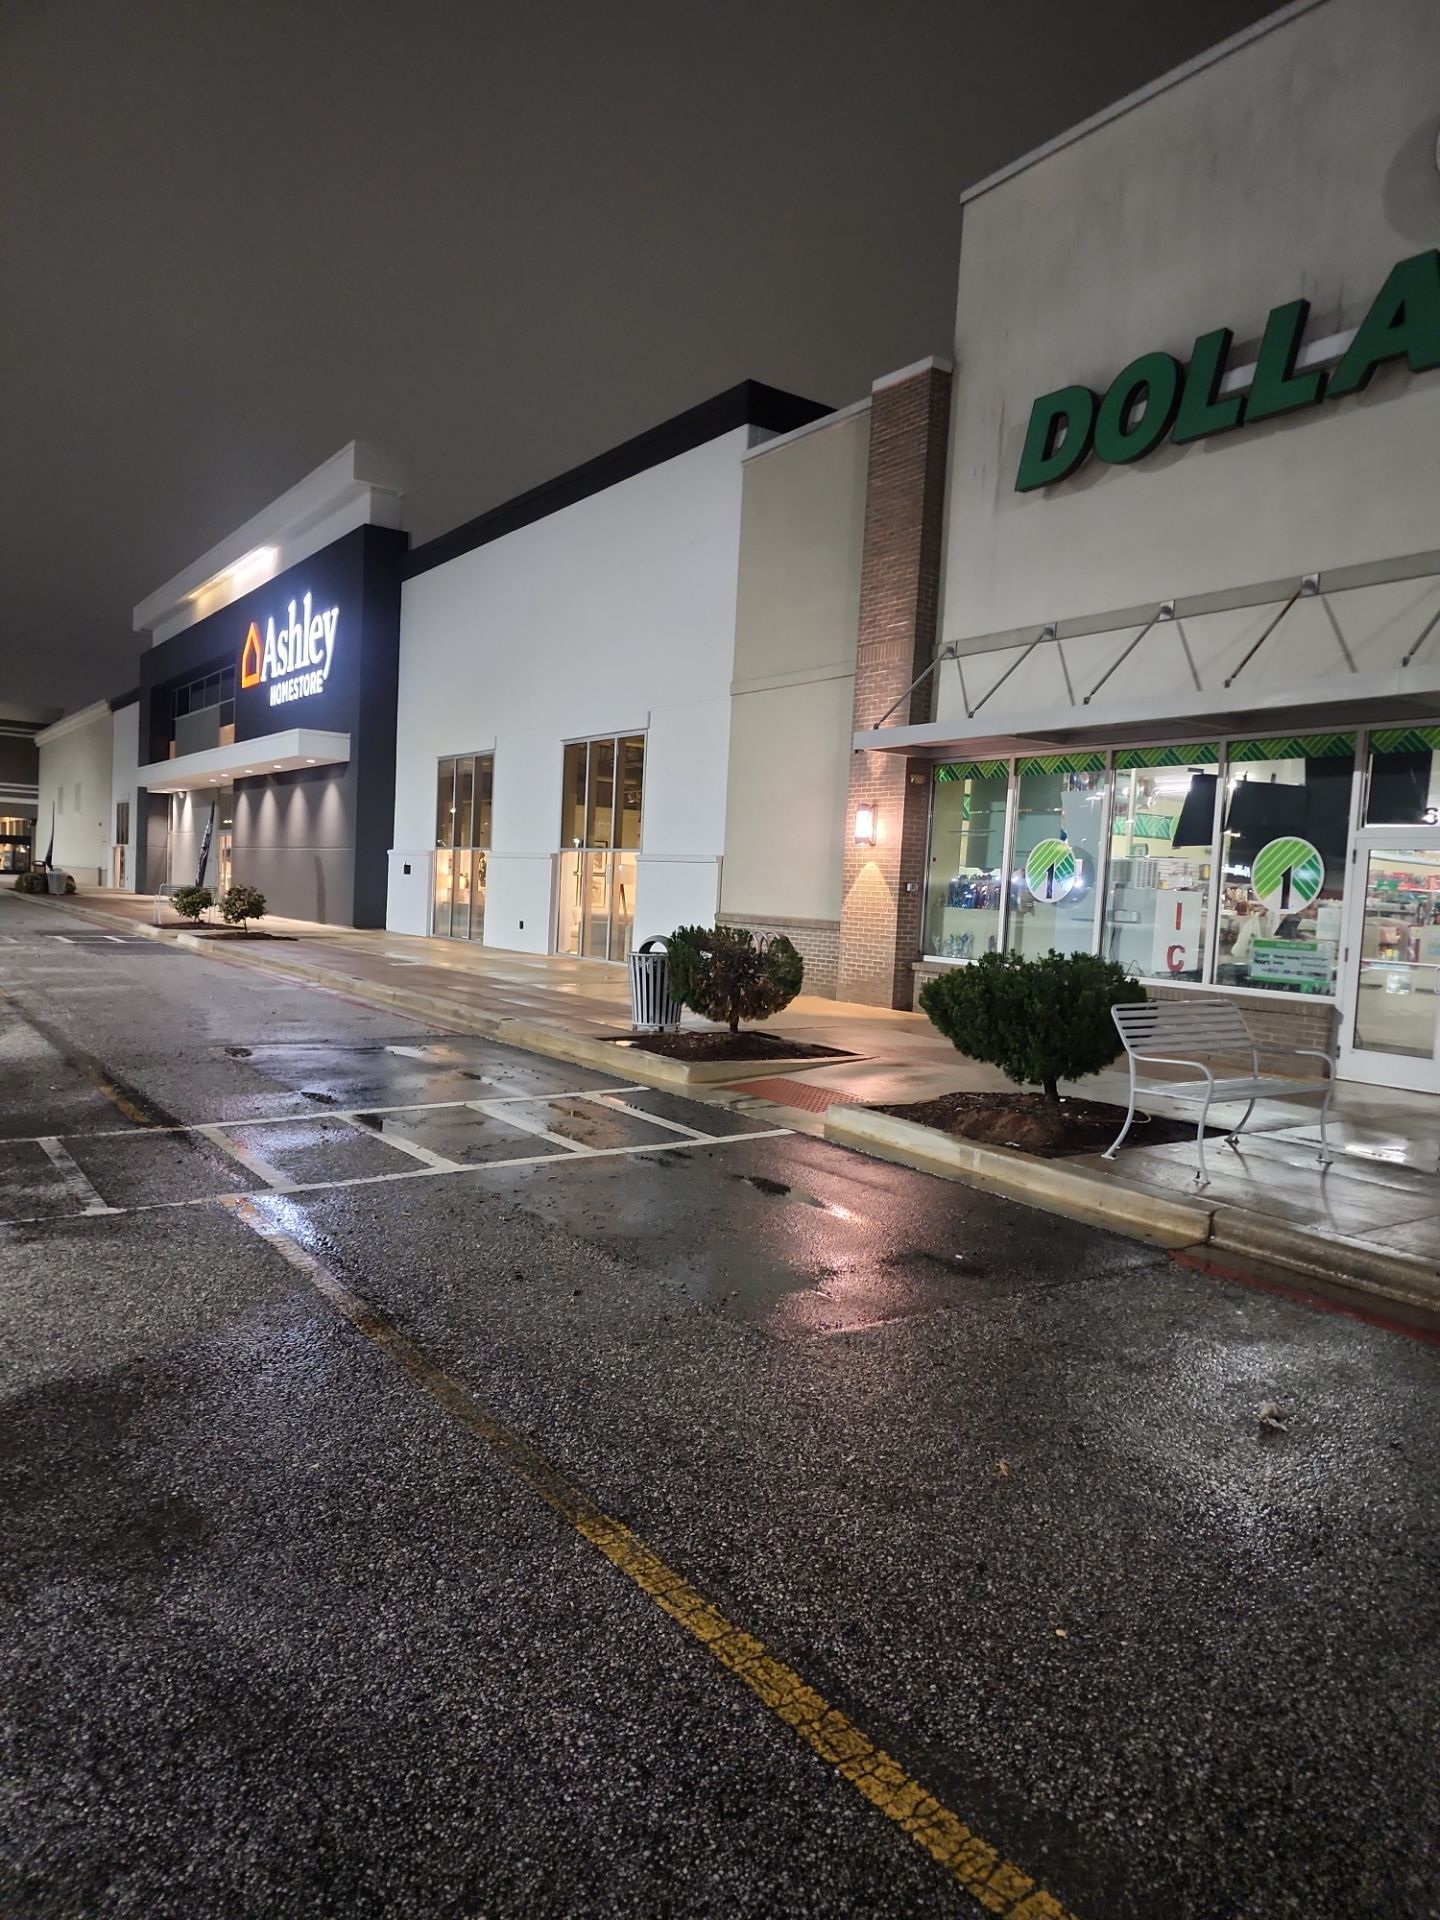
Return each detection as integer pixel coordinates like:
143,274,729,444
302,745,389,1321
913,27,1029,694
1252,1043,1335,1079
1124,1052,1216,1083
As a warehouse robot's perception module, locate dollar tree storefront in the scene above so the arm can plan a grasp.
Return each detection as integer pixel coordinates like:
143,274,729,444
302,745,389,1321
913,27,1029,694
851,0,1440,1091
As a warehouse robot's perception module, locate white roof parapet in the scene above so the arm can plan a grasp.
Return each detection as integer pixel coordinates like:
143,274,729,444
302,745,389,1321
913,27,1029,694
34,699,114,746
133,441,409,644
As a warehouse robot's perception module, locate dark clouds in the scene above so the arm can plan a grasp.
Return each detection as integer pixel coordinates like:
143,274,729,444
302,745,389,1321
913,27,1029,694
2,0,1282,708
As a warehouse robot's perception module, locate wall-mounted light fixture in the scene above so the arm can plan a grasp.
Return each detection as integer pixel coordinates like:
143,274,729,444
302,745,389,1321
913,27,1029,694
854,804,877,847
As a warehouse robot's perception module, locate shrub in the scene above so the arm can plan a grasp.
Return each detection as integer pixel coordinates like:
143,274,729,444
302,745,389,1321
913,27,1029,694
219,884,266,930
665,925,804,1034
919,949,1146,1103
171,884,212,922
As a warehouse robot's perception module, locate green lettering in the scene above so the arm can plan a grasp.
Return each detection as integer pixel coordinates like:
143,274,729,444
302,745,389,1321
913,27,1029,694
1244,299,1325,422
1172,328,1244,445
1092,352,1183,466
1014,385,1098,492
1329,249,1440,397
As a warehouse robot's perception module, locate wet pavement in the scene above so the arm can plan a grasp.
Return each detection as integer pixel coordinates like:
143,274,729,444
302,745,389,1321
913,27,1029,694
2,890,1438,1919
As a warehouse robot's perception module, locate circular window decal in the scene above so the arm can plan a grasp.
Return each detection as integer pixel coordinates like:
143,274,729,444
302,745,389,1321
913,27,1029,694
1251,836,1324,913
1025,837,1078,902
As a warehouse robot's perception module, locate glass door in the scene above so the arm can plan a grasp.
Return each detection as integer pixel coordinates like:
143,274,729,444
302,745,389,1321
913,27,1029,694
1337,831,1440,1090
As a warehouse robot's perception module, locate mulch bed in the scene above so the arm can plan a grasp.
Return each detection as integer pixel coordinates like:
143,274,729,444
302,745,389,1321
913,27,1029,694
874,1090,1217,1159
611,1031,851,1062
177,927,293,941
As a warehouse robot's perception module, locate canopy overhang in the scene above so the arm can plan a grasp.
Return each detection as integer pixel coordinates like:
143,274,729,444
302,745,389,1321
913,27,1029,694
138,728,351,793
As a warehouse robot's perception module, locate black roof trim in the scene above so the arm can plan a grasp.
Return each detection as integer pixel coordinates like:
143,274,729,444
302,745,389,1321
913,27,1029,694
108,688,140,712
402,381,831,581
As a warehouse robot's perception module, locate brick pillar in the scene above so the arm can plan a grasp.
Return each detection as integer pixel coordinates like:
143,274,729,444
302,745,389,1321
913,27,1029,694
836,358,952,1008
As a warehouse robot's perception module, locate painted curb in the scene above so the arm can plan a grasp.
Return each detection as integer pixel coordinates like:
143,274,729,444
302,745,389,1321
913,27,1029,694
825,1105,1214,1249
1207,1207,1440,1311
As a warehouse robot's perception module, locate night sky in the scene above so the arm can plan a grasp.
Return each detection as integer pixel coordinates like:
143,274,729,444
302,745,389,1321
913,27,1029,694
4,0,1285,711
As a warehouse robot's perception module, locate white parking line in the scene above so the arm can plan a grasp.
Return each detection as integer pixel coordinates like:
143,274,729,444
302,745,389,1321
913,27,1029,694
194,1124,298,1193
571,1090,714,1141
466,1098,594,1155
37,1137,118,1216
334,1111,467,1173
0,1087,654,1147
0,1127,796,1225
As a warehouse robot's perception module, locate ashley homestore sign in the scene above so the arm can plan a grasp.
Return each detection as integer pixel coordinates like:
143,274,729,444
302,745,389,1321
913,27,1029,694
1015,250,1440,492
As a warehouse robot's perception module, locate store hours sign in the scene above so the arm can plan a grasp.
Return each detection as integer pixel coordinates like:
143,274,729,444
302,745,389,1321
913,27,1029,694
240,591,340,708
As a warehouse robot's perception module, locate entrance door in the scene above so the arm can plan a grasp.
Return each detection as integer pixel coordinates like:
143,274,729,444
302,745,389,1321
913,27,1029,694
1337,831,1440,1090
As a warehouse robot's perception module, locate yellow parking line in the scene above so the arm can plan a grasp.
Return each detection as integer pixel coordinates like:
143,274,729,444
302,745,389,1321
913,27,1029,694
90,1072,155,1128
228,1194,1080,1920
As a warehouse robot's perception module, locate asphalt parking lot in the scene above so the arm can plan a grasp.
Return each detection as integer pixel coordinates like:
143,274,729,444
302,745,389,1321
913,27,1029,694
3,893,1438,1920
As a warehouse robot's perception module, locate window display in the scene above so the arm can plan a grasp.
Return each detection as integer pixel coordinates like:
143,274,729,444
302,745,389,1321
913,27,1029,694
1102,747,1218,982
1216,735,1353,996
924,762,1008,959
1007,755,1105,960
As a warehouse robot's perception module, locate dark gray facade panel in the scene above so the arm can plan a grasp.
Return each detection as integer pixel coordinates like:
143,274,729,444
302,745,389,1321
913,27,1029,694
137,525,406,927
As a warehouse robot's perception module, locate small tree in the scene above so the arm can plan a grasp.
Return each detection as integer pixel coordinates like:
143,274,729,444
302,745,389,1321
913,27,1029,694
666,925,804,1034
171,884,212,923
920,949,1145,1103
219,884,266,931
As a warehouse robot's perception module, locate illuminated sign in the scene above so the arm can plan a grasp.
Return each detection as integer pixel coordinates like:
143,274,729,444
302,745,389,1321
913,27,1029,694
240,591,339,707
1015,250,1440,492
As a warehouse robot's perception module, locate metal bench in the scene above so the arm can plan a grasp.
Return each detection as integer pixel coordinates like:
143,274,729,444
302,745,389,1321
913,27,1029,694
1105,998,1334,1186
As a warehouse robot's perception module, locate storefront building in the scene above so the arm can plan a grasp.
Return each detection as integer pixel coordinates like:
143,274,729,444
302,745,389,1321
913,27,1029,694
385,382,828,953
128,444,408,924
844,0,1440,1091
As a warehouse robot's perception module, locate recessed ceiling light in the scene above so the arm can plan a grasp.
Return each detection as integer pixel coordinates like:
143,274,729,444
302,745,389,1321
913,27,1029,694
306,758,316,764
272,764,283,770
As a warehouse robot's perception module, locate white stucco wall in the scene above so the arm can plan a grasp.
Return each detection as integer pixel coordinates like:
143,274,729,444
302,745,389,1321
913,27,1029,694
721,405,868,925
388,428,751,948
36,706,113,882
937,0,1440,706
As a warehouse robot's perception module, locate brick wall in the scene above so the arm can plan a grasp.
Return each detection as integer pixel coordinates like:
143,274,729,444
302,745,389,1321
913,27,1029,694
836,360,952,1007
721,916,840,1000
1146,984,1338,1076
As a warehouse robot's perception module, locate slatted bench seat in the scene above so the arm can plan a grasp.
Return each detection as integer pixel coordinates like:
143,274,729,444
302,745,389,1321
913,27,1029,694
1105,998,1334,1187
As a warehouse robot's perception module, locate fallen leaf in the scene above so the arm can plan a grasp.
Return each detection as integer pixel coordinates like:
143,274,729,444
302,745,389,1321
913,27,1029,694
1054,1627,1068,1639
996,1459,1011,1478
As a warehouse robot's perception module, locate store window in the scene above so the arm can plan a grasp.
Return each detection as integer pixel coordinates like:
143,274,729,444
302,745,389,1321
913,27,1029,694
925,762,1009,960
432,752,494,940
171,668,236,755
555,734,645,960
1103,747,1219,981
1007,754,1105,960
1217,734,1355,996
1367,726,1440,825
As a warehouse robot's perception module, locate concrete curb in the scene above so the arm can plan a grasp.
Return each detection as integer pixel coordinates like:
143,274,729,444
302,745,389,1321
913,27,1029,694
825,1104,1440,1316
1207,1207,1440,1311
824,1106,1214,1248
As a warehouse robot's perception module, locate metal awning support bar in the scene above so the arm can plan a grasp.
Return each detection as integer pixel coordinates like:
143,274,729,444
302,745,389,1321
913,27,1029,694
967,624,1056,718
1082,602,1174,706
1401,605,1440,669
1222,574,1319,689
872,643,958,729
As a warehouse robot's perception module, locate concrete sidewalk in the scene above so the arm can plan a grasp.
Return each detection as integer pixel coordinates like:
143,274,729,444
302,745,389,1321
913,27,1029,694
24,886,1440,1297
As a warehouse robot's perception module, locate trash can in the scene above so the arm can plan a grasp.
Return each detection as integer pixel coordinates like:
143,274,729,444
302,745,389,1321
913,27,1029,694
628,936,684,1032
46,870,67,895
